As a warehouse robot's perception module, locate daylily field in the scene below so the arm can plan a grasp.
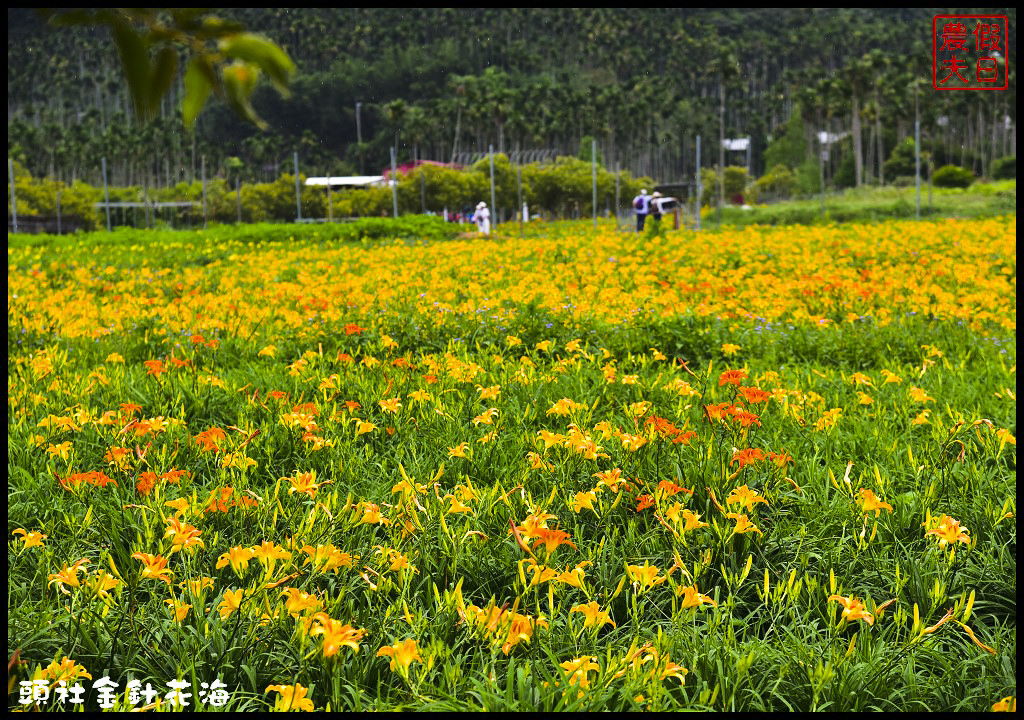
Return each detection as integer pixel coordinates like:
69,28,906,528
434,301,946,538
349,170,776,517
7,216,1017,711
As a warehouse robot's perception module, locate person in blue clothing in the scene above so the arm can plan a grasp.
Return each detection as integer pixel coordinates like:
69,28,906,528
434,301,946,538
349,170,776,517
632,188,651,232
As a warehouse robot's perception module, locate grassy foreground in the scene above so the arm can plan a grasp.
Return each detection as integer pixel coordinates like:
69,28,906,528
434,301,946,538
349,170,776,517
7,217,1017,711
708,180,1017,228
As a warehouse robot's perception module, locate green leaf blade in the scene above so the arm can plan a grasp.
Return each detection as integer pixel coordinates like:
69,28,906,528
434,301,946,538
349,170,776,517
182,56,213,129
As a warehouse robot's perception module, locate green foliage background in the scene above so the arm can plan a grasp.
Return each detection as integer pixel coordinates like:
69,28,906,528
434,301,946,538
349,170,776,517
7,8,1017,193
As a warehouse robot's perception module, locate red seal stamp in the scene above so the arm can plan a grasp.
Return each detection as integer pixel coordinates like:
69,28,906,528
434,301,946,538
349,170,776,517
933,15,1009,90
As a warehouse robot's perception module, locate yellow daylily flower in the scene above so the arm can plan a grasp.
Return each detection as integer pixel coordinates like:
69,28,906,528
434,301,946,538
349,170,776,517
266,683,315,712
12,528,47,549
570,601,616,629
218,588,245,620
376,637,422,674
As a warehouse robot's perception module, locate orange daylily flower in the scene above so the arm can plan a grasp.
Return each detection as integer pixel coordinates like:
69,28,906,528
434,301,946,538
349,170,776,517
828,594,874,625
164,516,204,553
727,485,768,511
301,544,355,573
309,613,366,656
253,541,292,573
570,601,616,629
635,494,655,512
287,471,326,499
472,407,498,426
558,656,601,690
449,442,470,458
532,527,576,556
266,683,315,712
556,562,589,589
218,588,245,620
40,657,92,684
537,430,566,450
376,638,422,674
143,359,165,376
132,552,173,584
730,411,761,428
731,448,765,469
281,587,322,616
626,562,666,592
47,557,89,593
925,514,971,547
546,398,581,416
676,584,717,609
572,490,598,513
216,546,255,576
359,502,391,526
727,512,763,535
165,598,192,623
719,369,748,386
992,697,1016,713
703,402,733,422
181,576,214,598
858,488,892,516
13,528,47,549
379,397,402,413
737,386,772,404
513,511,557,542
849,372,874,387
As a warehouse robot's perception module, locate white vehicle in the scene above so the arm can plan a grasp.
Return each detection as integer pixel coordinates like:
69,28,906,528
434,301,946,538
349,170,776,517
650,195,679,214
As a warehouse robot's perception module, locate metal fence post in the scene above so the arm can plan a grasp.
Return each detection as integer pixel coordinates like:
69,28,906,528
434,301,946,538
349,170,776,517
102,156,111,231
8,159,17,233
294,152,302,222
695,136,701,232
915,119,921,221
489,145,496,228
390,147,398,217
328,178,334,223
517,163,523,237
592,138,597,229
202,155,208,228
615,162,620,229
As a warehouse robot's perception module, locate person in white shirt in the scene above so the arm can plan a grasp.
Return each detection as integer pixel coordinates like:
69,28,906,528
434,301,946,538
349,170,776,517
473,201,491,235
632,188,650,232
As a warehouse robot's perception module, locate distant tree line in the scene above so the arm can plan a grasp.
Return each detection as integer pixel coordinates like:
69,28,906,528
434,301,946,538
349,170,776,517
7,153,658,231
6,8,1017,194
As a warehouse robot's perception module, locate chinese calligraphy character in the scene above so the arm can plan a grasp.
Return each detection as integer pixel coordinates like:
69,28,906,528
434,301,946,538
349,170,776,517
165,679,193,708
18,679,49,706
976,57,1000,82
974,23,1003,54
51,680,88,704
93,676,120,709
939,55,969,84
940,21,969,51
198,679,230,707
126,679,160,706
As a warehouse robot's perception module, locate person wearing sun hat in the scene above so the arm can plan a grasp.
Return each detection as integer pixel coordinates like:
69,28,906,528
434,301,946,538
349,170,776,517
472,201,491,235
646,191,665,238
650,191,664,221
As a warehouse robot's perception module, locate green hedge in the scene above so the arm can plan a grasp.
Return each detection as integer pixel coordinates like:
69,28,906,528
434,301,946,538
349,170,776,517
932,165,975,189
991,156,1015,180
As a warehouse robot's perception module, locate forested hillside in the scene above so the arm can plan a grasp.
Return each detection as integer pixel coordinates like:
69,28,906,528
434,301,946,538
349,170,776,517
7,8,1017,190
